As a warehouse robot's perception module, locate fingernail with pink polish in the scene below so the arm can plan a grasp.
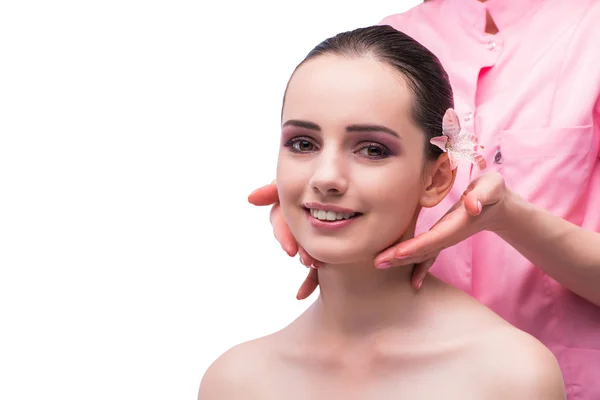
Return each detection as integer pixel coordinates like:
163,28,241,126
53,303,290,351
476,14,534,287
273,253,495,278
477,201,483,214
378,261,392,269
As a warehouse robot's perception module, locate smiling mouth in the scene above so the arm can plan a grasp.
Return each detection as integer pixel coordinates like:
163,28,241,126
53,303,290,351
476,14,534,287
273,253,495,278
304,207,363,222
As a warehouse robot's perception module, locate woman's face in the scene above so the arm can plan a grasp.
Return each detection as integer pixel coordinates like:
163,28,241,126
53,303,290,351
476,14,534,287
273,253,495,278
277,55,431,265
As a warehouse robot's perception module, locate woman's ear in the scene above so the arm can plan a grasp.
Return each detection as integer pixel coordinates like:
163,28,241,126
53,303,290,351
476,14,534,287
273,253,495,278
420,153,456,208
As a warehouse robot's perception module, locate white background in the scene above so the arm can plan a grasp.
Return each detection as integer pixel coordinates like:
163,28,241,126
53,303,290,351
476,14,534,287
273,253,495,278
0,1,420,399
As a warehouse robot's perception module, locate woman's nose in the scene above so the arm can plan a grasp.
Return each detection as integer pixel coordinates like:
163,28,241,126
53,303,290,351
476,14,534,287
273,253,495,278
309,153,349,196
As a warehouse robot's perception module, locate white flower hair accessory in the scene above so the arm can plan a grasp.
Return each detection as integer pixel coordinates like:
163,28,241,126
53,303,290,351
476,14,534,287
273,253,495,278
430,108,487,170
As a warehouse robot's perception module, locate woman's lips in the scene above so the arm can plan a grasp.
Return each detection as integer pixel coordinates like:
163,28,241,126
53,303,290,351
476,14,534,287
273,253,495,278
303,201,357,214
305,208,362,230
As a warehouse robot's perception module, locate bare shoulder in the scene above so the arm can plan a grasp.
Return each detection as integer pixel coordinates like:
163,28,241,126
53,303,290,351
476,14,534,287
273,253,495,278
197,336,272,400
469,326,566,400
417,281,565,399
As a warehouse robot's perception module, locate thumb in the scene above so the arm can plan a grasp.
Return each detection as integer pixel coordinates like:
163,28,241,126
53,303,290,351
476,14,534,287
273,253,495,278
463,172,505,216
463,190,484,217
462,175,497,216
248,182,279,206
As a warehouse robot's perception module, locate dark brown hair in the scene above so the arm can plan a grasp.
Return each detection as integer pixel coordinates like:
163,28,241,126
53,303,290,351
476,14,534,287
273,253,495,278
287,25,453,159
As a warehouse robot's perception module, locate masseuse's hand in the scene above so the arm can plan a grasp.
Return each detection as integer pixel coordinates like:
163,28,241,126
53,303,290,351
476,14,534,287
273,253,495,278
248,181,324,300
374,171,509,289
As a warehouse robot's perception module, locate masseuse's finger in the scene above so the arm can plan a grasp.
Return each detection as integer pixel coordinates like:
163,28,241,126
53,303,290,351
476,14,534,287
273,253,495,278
298,246,325,269
373,199,471,268
394,201,475,259
462,172,505,216
298,246,316,268
376,250,438,269
247,181,279,206
411,256,438,290
296,268,319,300
374,242,430,269
390,172,505,260
270,203,298,257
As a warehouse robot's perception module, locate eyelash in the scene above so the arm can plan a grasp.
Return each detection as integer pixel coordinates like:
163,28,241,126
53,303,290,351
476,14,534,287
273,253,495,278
285,136,318,153
284,137,392,160
356,142,391,159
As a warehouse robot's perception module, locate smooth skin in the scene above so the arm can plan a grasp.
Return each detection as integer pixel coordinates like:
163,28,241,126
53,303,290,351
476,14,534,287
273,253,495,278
200,53,565,400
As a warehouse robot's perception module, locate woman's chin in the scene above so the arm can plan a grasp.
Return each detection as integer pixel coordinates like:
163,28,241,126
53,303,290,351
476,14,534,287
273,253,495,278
302,246,370,266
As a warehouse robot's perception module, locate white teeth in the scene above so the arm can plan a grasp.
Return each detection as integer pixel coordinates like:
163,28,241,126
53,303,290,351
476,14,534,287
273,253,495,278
310,208,356,221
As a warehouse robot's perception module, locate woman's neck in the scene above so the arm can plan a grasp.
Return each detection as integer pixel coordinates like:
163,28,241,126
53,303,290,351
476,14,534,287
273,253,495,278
308,259,422,338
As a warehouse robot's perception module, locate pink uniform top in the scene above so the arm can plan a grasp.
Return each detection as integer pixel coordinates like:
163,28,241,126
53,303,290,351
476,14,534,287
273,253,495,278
380,0,600,398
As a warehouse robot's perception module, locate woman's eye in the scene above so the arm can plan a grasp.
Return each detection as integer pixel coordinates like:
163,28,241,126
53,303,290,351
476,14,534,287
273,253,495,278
293,140,315,152
285,137,318,153
358,144,390,159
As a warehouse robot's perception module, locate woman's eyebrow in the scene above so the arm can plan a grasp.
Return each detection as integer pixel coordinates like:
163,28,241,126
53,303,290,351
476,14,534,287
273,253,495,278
282,120,321,131
282,120,400,139
346,124,400,138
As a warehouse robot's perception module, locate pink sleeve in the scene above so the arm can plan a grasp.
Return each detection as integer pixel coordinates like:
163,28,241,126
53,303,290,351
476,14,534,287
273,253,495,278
596,95,600,158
